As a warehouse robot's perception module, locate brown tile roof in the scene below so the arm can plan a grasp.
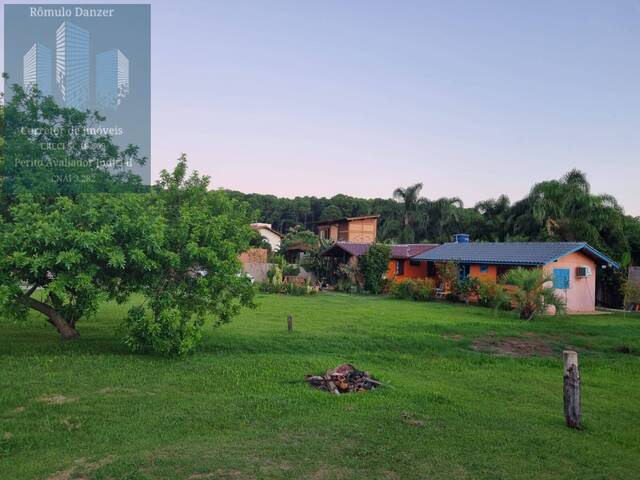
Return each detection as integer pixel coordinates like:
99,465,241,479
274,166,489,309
322,242,439,259
322,242,371,257
314,215,380,226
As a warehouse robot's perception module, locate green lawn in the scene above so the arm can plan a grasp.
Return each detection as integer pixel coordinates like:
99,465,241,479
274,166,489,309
1,293,639,480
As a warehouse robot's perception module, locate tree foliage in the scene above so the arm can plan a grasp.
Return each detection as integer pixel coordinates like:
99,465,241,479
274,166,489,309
0,86,254,352
121,156,255,355
359,243,391,294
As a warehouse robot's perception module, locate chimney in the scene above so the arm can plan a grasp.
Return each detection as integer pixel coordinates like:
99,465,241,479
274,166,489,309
453,233,470,243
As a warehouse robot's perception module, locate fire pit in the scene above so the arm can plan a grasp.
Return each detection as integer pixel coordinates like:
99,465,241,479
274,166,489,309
304,364,381,394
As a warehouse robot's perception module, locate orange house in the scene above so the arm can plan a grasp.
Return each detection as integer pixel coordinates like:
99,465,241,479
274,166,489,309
320,242,439,284
386,244,439,281
412,240,619,313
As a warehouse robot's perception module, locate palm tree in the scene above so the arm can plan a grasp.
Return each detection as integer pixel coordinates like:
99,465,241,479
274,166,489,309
393,183,423,243
425,197,464,243
502,268,566,320
529,169,623,242
475,195,512,241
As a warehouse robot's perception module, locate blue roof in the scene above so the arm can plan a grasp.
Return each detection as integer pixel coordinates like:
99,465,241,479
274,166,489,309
412,242,619,268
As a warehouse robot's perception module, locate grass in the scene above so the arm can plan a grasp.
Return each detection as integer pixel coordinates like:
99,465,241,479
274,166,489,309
1,293,639,479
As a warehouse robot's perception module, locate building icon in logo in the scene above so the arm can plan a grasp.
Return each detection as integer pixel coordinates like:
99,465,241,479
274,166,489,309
23,43,52,96
55,21,90,109
96,49,130,110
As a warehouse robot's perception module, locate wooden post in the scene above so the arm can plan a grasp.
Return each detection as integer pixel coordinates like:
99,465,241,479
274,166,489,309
563,350,581,429
287,315,293,333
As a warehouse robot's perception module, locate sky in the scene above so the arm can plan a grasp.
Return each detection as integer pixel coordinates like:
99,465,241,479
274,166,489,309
2,0,639,215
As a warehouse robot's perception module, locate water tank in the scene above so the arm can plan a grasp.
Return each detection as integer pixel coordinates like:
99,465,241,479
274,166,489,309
453,233,470,243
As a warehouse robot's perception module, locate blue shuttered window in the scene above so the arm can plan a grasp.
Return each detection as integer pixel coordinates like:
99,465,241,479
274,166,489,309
553,268,570,289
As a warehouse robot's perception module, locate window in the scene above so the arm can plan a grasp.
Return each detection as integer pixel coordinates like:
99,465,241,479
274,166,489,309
458,264,470,281
553,268,570,289
427,262,437,278
479,265,489,273
409,259,421,267
395,260,405,275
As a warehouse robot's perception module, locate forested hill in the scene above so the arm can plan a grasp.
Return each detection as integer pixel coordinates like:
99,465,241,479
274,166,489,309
225,170,640,266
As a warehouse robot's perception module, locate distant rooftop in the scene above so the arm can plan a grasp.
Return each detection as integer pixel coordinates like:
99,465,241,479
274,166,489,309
321,242,438,259
250,223,283,238
315,215,379,226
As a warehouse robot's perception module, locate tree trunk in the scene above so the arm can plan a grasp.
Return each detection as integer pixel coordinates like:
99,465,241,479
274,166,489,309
18,295,79,340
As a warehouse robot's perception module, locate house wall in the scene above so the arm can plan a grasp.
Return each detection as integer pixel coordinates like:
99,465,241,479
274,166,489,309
256,227,281,252
469,264,499,282
386,259,428,281
317,218,377,243
239,248,268,264
318,223,343,241
543,251,597,313
347,218,377,243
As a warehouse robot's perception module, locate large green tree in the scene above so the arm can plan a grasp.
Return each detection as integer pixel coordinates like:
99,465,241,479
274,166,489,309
123,157,255,355
0,84,151,339
0,85,254,348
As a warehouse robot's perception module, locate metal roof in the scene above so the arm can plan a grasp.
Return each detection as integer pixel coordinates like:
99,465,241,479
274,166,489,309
412,242,619,268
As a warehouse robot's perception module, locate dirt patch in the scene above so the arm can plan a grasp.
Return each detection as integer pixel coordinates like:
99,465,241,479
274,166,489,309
46,467,75,480
47,456,115,480
97,387,140,396
444,334,464,340
188,470,245,480
472,335,553,357
38,395,78,405
400,411,426,428
5,406,25,415
61,416,82,431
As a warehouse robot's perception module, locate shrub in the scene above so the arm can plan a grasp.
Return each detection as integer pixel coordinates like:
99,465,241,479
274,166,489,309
477,279,511,310
262,263,318,295
123,306,204,356
284,282,318,296
501,268,566,320
454,277,480,304
359,243,392,294
412,278,436,301
283,264,301,276
390,279,416,300
390,278,435,301
622,280,640,310
267,265,284,286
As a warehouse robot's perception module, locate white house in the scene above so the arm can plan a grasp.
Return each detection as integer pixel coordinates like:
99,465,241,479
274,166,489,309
250,223,283,252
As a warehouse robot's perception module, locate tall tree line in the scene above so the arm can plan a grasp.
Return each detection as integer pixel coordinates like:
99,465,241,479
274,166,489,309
226,169,640,268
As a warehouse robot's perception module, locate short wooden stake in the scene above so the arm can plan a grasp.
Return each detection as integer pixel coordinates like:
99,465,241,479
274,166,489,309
287,315,293,333
563,350,581,429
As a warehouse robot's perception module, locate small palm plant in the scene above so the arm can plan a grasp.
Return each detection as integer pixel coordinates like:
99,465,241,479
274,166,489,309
502,268,566,320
